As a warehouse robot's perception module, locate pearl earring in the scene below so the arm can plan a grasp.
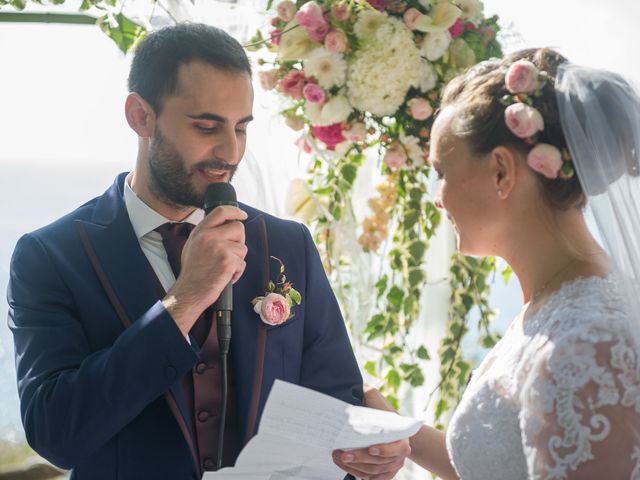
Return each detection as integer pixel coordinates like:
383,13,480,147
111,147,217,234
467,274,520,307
497,189,503,198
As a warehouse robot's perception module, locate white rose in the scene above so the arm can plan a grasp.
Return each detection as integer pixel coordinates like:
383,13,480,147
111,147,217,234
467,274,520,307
306,95,352,126
418,59,437,92
422,30,451,62
276,0,297,22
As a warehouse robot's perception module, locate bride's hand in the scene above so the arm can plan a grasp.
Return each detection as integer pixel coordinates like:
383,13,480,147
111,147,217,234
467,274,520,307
331,386,410,479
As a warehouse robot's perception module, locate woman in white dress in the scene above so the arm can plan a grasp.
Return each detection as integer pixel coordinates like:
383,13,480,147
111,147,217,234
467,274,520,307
333,48,640,480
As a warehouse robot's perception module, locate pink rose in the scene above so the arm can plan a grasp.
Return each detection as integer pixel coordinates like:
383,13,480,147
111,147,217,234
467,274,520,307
295,2,325,29
324,29,348,53
307,21,330,42
504,103,544,139
526,143,563,179
448,18,465,38
295,136,313,153
407,98,433,120
505,60,540,94
343,121,367,143
303,83,327,103
257,293,291,326
270,29,282,45
276,0,297,22
277,69,306,99
403,8,421,30
331,3,351,21
383,144,407,169
258,70,279,90
311,123,345,150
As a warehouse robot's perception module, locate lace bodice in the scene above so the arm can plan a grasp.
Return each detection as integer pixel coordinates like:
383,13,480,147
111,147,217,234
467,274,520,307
446,275,640,480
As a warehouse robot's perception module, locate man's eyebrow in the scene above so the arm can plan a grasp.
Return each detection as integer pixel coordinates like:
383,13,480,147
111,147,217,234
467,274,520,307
186,113,254,123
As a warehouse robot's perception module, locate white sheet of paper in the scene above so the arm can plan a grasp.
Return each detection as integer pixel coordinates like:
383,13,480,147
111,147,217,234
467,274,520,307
203,380,422,480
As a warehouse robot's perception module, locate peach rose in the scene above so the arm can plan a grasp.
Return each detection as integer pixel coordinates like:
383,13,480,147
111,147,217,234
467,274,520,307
258,70,278,90
277,69,305,99
343,121,367,143
324,29,348,53
331,2,351,21
403,8,422,30
504,103,544,139
256,293,291,326
505,60,540,94
277,0,297,22
526,143,563,179
407,97,433,120
383,144,407,169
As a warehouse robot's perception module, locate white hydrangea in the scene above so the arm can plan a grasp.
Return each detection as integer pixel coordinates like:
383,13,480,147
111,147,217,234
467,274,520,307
422,30,451,61
305,95,353,126
353,10,387,39
400,134,425,165
347,17,422,117
418,59,437,92
303,47,347,88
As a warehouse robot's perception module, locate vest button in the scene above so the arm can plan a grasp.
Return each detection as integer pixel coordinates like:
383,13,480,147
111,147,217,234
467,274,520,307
195,362,207,374
198,410,210,422
203,458,215,470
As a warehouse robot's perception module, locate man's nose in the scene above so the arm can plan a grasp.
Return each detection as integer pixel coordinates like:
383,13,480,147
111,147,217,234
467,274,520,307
215,128,241,165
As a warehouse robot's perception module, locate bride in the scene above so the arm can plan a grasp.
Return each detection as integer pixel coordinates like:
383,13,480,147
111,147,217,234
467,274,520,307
333,48,640,479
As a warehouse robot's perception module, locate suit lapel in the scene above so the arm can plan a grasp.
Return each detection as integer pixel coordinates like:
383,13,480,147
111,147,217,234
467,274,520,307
75,174,199,472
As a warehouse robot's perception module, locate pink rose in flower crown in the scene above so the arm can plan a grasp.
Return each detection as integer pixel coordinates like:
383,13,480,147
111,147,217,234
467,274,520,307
312,123,345,150
303,83,327,103
526,143,563,179
324,29,348,54
448,18,465,38
277,69,306,99
383,144,407,170
407,98,433,120
255,293,291,326
276,0,297,22
504,103,544,139
258,70,278,91
505,60,540,94
403,8,421,30
295,1,329,41
331,2,351,21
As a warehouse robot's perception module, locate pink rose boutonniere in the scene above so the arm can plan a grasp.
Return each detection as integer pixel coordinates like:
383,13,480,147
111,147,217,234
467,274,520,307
251,256,302,326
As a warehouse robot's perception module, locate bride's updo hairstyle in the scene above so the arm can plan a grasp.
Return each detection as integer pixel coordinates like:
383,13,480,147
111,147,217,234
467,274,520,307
440,48,585,210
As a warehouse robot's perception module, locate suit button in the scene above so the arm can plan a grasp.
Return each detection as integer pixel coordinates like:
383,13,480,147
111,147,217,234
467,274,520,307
203,458,215,470
195,362,207,374
198,410,210,422
165,366,176,380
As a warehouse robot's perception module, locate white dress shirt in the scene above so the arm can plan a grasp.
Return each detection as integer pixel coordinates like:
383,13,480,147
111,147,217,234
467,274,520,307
123,174,204,293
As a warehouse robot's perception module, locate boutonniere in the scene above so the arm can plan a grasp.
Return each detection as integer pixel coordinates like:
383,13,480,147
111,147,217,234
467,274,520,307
251,256,302,326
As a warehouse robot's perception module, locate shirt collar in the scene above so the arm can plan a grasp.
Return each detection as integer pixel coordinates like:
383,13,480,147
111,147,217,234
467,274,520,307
123,173,205,239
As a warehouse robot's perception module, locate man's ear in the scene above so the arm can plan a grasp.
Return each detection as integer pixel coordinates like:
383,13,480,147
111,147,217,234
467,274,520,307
490,145,520,199
124,93,156,138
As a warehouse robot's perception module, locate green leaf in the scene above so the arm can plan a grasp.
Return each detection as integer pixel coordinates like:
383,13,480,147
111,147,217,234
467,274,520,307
245,30,265,52
434,398,449,420
340,163,358,186
403,209,420,229
364,360,377,377
80,0,92,10
408,268,425,288
266,0,274,10
288,288,301,305
501,264,513,284
385,369,401,391
386,286,404,310
313,186,334,196
375,275,388,297
408,240,427,261
10,0,26,9
98,13,146,54
417,345,430,360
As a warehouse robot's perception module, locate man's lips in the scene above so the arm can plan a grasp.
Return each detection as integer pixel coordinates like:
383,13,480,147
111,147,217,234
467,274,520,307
197,167,230,182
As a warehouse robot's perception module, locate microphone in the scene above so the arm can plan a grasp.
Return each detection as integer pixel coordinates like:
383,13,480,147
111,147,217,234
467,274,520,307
203,182,237,356
203,182,237,471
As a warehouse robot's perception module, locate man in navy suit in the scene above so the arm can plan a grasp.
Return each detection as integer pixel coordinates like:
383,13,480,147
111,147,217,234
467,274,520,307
7,23,408,480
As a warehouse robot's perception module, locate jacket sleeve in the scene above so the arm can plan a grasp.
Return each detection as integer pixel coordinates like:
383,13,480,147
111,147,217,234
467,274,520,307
7,233,200,469
297,224,364,407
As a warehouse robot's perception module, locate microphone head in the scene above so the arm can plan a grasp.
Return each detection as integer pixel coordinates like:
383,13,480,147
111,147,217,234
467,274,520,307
204,182,238,213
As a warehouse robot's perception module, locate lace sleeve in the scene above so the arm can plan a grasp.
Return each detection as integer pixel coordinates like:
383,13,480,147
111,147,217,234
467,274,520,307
519,323,640,480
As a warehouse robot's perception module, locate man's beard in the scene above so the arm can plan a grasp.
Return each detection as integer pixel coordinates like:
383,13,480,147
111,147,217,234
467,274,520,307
148,126,238,209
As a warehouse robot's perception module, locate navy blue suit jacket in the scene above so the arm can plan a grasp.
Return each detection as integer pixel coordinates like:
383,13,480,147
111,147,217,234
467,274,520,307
7,173,363,479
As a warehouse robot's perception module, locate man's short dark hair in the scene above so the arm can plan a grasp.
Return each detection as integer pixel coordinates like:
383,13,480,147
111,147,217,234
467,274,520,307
128,23,252,113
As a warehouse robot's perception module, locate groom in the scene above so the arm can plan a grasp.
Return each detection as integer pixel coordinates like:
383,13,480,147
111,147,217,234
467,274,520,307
6,23,405,480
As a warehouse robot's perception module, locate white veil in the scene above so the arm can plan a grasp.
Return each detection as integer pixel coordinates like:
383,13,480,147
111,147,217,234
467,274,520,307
555,63,640,317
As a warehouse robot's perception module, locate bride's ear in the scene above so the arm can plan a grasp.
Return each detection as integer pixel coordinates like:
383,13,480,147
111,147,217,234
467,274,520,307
125,93,156,138
489,146,519,200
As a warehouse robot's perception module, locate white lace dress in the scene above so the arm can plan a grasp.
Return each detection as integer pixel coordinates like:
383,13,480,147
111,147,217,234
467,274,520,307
446,275,640,479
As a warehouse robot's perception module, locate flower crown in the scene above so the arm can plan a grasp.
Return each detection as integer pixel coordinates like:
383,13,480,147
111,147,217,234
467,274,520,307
500,60,574,180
